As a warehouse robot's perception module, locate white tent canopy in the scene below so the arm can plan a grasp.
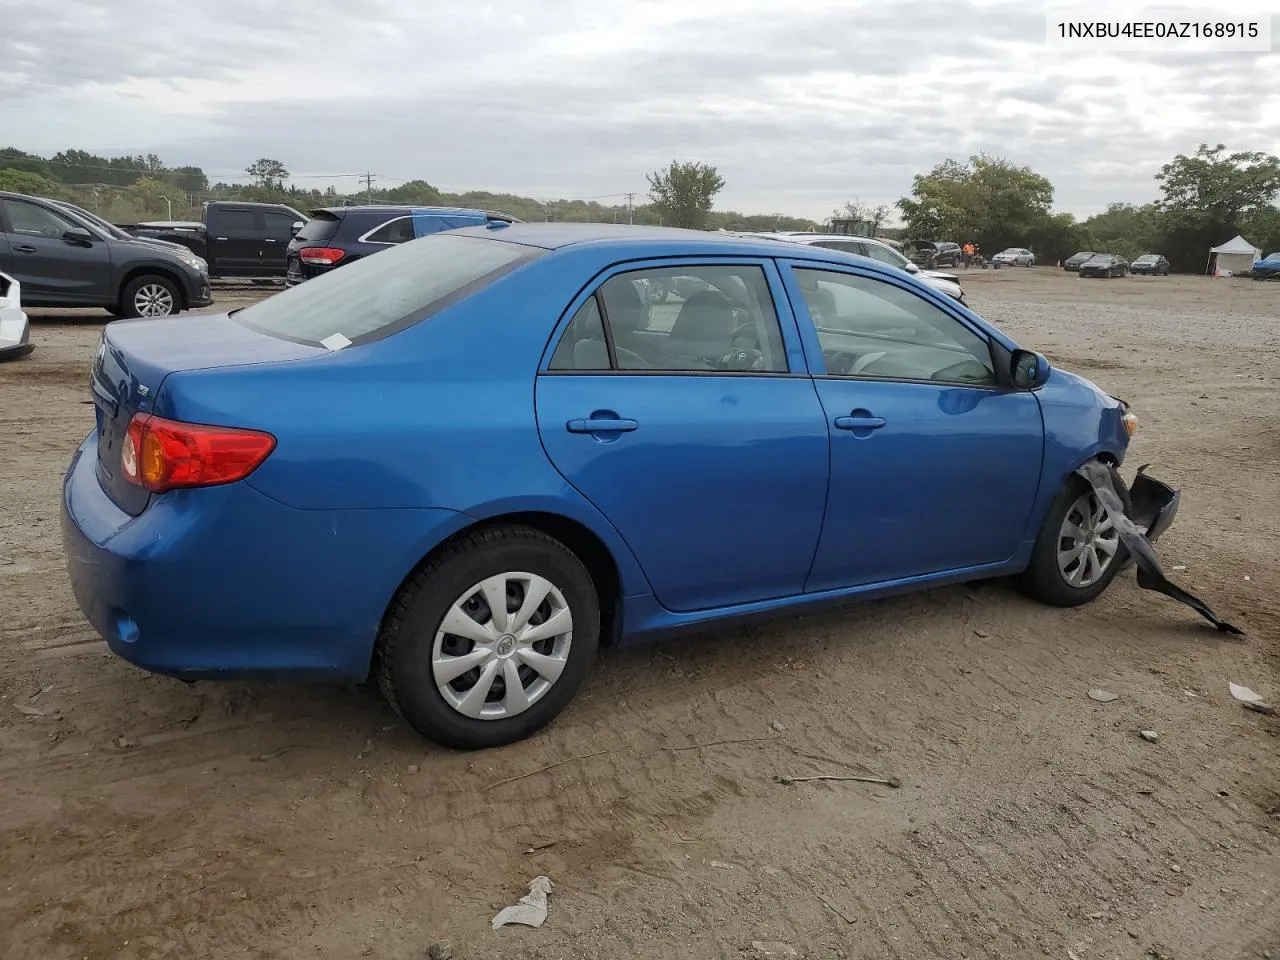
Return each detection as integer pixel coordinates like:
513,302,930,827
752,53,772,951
1208,235,1261,276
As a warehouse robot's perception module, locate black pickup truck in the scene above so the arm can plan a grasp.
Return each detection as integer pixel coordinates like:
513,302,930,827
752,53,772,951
122,201,308,279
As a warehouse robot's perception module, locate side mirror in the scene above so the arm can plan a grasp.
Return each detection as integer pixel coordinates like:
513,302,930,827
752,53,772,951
904,262,920,273
290,221,304,237
63,227,95,245
1012,349,1051,389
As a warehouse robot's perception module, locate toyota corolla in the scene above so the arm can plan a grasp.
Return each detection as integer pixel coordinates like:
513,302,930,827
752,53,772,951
63,223,1176,749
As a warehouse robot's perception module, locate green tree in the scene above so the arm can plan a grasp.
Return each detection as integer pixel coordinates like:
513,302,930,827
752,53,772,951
1078,203,1164,260
897,154,1054,252
0,168,70,199
646,161,725,229
0,148,54,179
1154,143,1280,270
379,179,442,205
245,158,289,192
126,177,184,220
830,198,891,234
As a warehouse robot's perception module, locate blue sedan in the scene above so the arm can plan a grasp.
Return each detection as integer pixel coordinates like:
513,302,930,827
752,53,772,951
62,223,1171,749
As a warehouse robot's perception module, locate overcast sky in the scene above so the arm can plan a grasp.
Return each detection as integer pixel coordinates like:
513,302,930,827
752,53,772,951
1,0,1277,220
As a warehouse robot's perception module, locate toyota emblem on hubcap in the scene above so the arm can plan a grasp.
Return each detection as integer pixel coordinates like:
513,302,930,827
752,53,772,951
496,634,516,656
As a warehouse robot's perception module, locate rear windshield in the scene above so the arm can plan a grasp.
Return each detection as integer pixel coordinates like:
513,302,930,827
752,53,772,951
234,233,537,346
293,213,341,243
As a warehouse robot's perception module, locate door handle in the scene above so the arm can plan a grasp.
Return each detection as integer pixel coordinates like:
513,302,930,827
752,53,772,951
215,237,229,241
13,244,37,254
567,417,638,434
834,415,886,430
264,238,277,243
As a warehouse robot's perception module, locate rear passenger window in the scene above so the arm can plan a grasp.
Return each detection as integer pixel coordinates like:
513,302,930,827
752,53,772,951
547,264,789,373
365,216,417,244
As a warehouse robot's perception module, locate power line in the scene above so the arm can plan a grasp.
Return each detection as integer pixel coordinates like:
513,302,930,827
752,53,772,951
360,171,376,203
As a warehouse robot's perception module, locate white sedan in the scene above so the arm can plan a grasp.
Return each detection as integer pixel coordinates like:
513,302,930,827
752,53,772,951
738,232,969,303
991,247,1035,267
0,270,34,361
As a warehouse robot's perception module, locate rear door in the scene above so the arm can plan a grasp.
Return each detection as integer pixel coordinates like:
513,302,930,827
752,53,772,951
0,197,112,304
535,258,830,612
779,261,1045,592
261,211,299,273
207,207,260,276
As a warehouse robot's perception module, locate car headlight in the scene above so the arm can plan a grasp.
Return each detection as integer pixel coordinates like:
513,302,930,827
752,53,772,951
1122,411,1138,437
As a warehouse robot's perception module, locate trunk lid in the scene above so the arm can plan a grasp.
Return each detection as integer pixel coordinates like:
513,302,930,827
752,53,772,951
90,314,325,515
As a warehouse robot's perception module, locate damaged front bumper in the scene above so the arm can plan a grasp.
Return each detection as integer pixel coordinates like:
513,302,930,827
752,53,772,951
1124,466,1180,543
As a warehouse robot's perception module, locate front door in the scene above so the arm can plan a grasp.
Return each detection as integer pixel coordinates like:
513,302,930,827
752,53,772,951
0,198,112,305
209,207,262,276
780,262,1045,592
535,259,830,613
261,211,298,274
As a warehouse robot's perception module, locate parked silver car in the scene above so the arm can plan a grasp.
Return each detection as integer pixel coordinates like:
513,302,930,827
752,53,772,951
0,270,33,361
991,247,1035,267
739,232,968,304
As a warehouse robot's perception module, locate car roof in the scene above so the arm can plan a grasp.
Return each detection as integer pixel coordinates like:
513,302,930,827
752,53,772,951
444,221,901,256
310,204,515,220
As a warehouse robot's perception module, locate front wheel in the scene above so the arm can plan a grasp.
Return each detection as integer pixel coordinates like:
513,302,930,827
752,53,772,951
1017,471,1130,607
120,275,180,318
376,525,601,749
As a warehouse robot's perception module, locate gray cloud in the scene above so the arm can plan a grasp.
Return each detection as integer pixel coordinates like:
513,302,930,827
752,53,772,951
0,0,1277,219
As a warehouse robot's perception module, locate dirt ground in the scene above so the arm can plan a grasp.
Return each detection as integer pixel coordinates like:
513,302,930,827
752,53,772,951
1,269,1277,960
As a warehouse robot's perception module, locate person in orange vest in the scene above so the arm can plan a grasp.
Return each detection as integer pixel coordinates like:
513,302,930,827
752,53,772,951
962,242,975,268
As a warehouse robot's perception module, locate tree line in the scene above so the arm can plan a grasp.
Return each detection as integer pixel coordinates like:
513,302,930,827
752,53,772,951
896,145,1280,271
2,144,1277,272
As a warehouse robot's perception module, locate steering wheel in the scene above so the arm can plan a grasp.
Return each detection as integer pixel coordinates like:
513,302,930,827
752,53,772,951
824,351,860,375
849,351,887,375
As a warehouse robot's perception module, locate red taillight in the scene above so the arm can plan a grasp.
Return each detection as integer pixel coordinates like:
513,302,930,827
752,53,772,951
122,415,276,493
298,246,345,266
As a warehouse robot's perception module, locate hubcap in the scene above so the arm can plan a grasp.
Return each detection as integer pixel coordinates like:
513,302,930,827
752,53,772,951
1057,492,1120,587
431,572,573,720
134,283,175,317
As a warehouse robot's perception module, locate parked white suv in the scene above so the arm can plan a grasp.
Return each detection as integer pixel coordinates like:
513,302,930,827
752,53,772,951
0,270,33,361
740,232,967,304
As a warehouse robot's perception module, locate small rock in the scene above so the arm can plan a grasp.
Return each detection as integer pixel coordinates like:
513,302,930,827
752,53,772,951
113,736,137,749
358,738,373,757
1089,688,1119,703
1171,565,1187,572
752,943,799,958
1128,930,1139,939
1170,864,1182,873
426,940,452,960
770,720,786,733
1244,575,1251,582
407,764,419,775
974,629,990,638
230,889,247,900
1086,910,1107,920
1140,730,1159,743
14,703,45,717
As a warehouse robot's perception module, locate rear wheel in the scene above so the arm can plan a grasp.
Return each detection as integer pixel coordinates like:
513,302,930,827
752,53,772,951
376,525,601,749
1017,470,1130,607
120,275,180,318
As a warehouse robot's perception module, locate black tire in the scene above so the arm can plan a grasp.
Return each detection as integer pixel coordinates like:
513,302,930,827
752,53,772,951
1017,469,1131,607
375,524,601,749
120,274,181,319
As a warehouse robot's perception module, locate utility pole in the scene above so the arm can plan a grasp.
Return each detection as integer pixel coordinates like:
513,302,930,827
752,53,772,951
625,192,634,224
361,171,375,203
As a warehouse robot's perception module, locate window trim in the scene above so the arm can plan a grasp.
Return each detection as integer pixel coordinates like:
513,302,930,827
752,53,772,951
357,215,415,246
538,256,811,378
778,259,1010,390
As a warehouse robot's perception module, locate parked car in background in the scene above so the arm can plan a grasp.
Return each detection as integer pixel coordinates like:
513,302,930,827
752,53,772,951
121,201,307,279
738,232,968,303
991,248,1035,267
1250,251,1280,280
0,191,211,317
51,200,207,266
1129,254,1170,276
1078,254,1129,278
284,205,519,285
0,269,33,361
61,222,1177,749
909,240,963,268
1063,251,1095,271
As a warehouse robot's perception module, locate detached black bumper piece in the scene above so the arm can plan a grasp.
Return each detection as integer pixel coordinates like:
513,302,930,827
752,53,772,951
1077,460,1242,635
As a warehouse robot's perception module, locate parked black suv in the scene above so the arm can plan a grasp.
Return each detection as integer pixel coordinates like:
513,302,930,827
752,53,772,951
0,192,211,317
909,240,963,268
285,205,518,285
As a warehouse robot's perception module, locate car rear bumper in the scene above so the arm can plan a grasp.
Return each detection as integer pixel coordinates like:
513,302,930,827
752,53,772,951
61,432,469,682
